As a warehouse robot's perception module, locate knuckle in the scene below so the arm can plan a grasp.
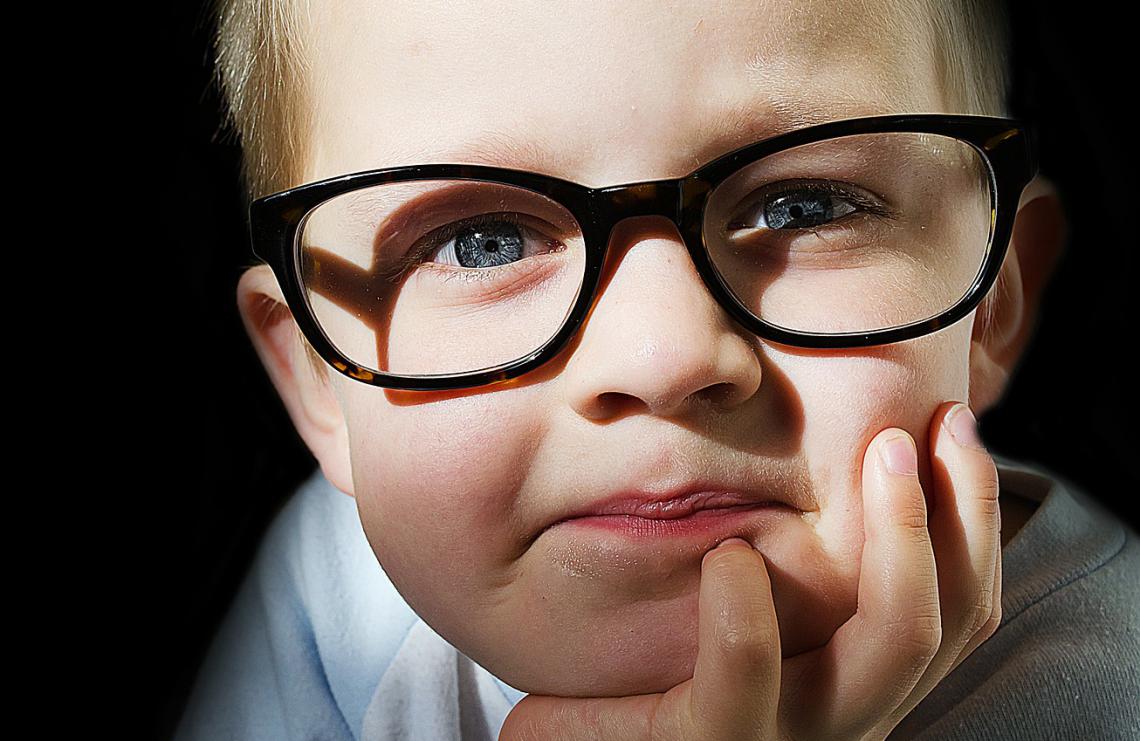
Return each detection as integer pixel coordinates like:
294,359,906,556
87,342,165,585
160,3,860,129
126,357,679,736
898,612,943,666
967,592,996,634
714,612,774,663
894,498,930,532
977,479,1001,514
877,617,940,697
977,607,1002,639
975,464,1001,505
977,492,1001,520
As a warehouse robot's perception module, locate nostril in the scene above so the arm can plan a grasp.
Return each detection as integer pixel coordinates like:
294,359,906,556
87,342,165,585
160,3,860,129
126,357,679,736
704,382,737,409
594,391,646,418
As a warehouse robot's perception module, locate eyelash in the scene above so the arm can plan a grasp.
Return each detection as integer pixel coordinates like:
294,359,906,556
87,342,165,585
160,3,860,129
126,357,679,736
727,180,896,232
380,212,546,283
422,212,535,259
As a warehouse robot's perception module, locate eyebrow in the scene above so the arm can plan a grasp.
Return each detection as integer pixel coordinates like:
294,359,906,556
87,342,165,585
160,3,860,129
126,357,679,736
393,129,566,176
688,95,902,171
382,96,900,184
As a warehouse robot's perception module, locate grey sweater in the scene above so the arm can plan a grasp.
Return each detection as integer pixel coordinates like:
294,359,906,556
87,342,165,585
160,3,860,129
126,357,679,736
175,453,1140,740
888,453,1140,739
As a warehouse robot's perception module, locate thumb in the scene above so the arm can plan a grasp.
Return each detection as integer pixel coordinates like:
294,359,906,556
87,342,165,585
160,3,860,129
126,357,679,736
498,692,661,741
687,537,781,739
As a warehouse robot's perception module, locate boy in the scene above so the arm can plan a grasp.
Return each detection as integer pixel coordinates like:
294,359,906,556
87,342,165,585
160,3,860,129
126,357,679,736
177,0,1140,738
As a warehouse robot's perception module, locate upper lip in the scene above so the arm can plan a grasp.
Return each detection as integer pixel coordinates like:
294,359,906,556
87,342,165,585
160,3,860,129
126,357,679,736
551,479,802,525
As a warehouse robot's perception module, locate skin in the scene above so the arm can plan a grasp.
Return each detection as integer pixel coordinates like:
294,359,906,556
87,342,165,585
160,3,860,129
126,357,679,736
237,1,1066,737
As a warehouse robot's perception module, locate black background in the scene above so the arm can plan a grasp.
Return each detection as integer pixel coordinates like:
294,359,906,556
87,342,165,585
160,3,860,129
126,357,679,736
148,2,1137,738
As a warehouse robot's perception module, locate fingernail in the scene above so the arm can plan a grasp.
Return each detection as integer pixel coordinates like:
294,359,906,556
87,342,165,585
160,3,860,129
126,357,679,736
880,432,918,476
946,404,984,450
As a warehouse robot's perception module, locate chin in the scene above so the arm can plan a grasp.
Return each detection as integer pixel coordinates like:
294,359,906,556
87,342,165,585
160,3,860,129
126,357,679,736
460,601,705,697
497,651,696,698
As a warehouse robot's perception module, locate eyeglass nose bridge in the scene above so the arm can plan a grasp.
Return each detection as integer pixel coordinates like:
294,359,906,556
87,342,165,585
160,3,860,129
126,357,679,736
584,177,711,267
573,175,751,336
584,176,715,245
587,179,688,232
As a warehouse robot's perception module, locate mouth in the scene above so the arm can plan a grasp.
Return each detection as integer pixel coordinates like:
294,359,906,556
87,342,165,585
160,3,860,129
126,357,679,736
542,498,797,550
573,490,783,519
531,479,807,570
545,486,800,532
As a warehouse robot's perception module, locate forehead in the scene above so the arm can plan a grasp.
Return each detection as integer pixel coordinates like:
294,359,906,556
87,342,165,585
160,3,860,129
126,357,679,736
306,0,943,186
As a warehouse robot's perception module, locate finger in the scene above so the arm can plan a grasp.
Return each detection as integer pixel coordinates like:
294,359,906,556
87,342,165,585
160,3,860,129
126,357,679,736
687,537,781,741
909,403,1003,694
794,429,941,740
498,691,661,741
946,541,1003,678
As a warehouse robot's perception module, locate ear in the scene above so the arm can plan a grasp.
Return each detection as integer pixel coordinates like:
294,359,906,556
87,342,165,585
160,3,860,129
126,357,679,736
236,264,356,497
969,175,1068,414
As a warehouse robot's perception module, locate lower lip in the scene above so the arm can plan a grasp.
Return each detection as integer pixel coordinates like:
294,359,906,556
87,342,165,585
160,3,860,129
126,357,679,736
556,503,792,538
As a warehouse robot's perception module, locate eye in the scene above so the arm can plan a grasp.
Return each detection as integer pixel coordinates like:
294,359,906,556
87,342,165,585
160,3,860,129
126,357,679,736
726,181,890,233
416,213,566,270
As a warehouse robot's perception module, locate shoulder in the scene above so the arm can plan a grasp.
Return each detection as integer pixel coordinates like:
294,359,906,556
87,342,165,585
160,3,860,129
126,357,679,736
175,471,419,740
894,463,1140,739
1007,520,1140,668
956,527,1140,738
281,472,423,731
233,468,409,645
985,478,1140,733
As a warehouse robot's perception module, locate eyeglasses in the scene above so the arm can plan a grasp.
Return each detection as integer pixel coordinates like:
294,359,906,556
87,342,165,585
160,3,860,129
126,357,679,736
250,113,1037,391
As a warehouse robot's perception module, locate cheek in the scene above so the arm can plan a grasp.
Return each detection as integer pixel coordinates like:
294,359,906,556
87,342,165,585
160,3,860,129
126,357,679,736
814,322,966,408
790,321,971,453
340,384,545,613
775,320,971,548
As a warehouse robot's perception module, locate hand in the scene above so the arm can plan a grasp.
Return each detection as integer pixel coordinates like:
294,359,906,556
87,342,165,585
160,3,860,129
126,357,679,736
498,401,1003,741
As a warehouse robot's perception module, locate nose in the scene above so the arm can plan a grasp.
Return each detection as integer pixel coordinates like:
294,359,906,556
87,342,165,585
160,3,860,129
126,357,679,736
561,215,763,420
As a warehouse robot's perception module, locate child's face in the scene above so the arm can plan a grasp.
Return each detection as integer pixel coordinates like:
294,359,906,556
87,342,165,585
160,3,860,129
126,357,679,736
245,0,1058,697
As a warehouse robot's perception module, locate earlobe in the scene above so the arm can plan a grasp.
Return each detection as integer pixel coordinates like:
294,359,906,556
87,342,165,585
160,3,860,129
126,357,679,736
968,176,1068,414
236,265,356,497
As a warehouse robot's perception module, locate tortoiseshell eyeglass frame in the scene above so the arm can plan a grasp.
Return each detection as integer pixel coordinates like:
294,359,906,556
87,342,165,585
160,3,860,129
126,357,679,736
250,113,1038,391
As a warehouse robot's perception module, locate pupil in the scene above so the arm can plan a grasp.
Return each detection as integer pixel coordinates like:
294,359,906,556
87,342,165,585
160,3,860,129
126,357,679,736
763,191,833,230
455,222,524,268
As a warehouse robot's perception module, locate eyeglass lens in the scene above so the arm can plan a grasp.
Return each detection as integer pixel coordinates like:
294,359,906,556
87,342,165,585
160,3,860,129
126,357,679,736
297,131,993,378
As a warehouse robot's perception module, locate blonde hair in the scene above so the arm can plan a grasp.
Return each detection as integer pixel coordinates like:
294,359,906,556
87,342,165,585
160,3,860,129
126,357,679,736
926,0,1012,118
212,0,1011,202
212,0,314,206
